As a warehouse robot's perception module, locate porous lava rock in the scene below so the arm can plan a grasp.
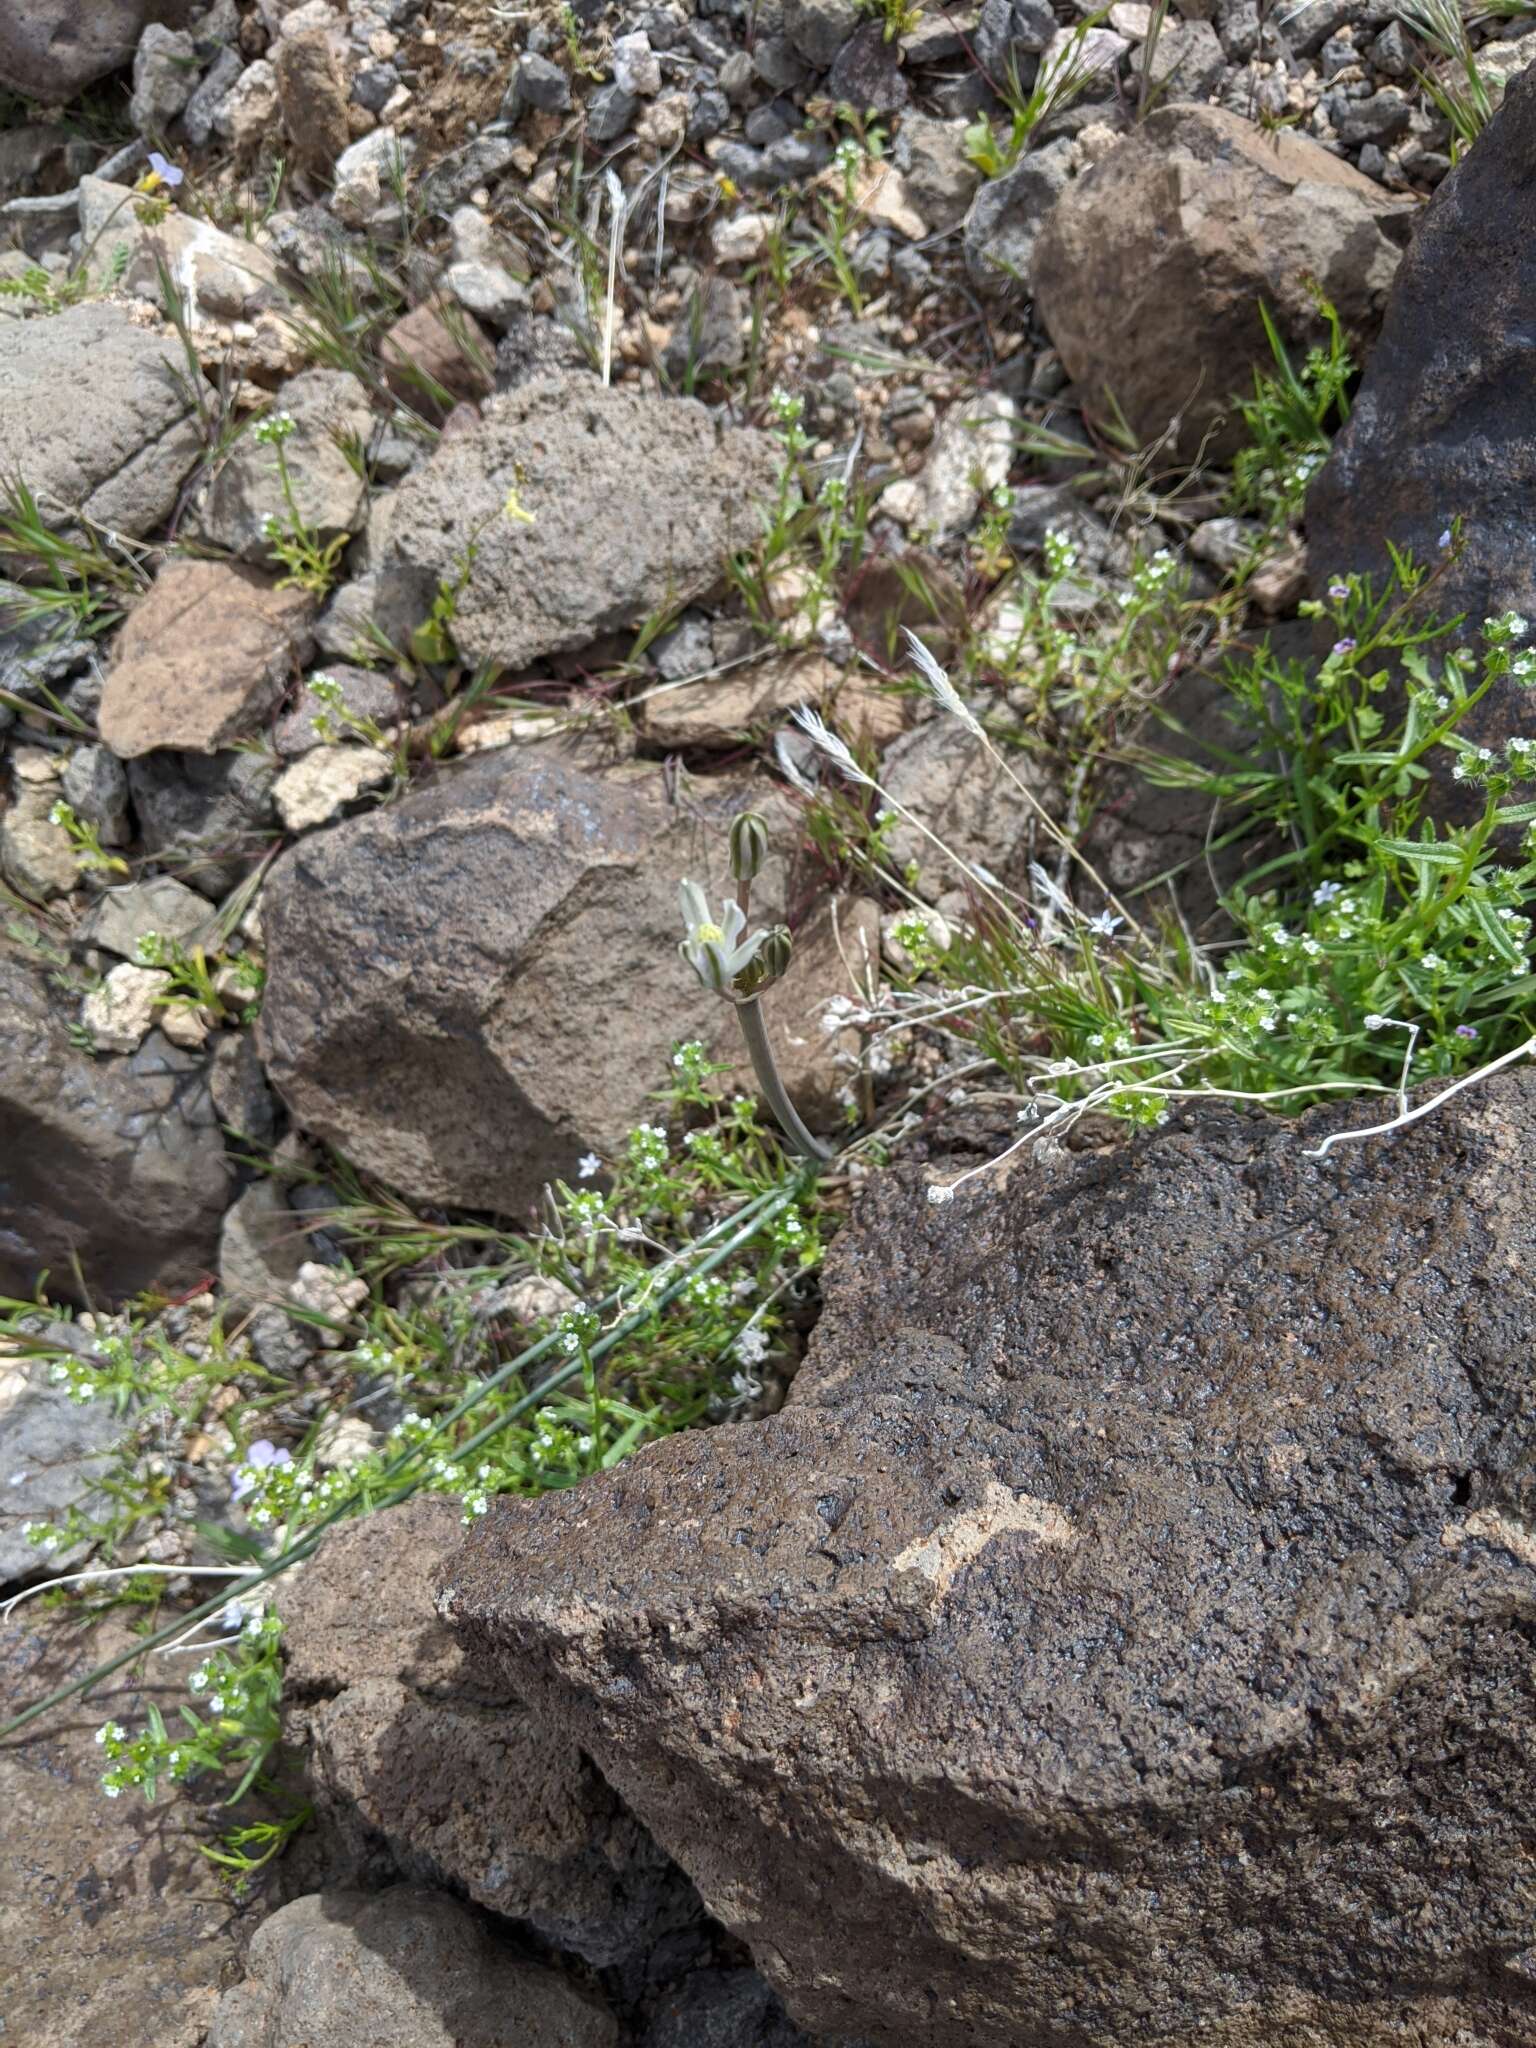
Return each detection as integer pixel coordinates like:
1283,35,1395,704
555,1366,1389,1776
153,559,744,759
444,1078,1536,2047
1307,62,1536,781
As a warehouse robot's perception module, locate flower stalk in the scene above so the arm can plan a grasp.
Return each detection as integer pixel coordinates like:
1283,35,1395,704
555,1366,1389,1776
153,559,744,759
678,811,834,1165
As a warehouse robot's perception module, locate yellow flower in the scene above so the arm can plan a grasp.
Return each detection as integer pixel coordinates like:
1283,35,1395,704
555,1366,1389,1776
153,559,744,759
504,487,536,526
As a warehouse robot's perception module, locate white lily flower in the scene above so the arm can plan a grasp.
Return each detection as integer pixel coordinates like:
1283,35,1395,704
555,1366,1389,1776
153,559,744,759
678,880,771,996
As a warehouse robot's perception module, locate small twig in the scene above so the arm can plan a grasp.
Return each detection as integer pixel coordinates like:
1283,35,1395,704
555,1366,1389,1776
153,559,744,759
2,1562,248,1623
1306,1037,1536,1160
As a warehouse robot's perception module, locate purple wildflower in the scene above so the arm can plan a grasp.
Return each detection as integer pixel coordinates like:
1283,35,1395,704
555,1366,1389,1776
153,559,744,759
231,1438,293,1501
147,151,184,188
1455,1024,1479,1040
1331,637,1357,658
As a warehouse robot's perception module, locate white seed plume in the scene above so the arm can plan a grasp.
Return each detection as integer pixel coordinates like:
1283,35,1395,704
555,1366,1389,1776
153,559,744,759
903,628,982,740
791,705,873,787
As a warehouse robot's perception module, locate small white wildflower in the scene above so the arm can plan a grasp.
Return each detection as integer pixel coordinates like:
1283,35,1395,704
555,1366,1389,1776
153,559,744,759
577,1153,602,1179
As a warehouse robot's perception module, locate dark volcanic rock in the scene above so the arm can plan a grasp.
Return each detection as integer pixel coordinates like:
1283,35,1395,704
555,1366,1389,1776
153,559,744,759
0,943,228,1302
444,1078,1536,2048
1307,63,1536,776
278,1500,696,1966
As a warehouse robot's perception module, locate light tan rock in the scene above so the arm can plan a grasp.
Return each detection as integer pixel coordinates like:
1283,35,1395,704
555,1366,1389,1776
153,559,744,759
273,743,393,830
78,178,284,322
82,963,171,1054
640,651,840,747
100,560,315,759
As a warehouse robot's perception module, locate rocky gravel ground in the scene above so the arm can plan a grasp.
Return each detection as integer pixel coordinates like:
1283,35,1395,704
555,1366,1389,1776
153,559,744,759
5,0,1536,2043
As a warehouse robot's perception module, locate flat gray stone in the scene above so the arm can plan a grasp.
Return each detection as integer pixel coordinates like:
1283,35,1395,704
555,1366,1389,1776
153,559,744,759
375,374,776,671
0,303,202,542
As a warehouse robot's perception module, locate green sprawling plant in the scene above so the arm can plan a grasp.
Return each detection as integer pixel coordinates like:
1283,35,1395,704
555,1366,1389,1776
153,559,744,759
0,1045,830,1870
727,388,877,647
964,22,1111,177
1229,298,1354,532
980,525,1199,748
857,0,923,40
804,555,1536,1196
45,800,129,880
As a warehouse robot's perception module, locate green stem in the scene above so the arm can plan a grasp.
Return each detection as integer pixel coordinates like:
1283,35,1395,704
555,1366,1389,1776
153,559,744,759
736,998,835,1163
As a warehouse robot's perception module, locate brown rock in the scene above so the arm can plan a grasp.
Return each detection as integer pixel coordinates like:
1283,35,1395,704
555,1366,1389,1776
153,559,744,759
0,1614,261,2048
641,651,838,748
880,713,1062,900
274,28,352,182
841,550,967,668
205,1888,617,2048
278,1502,696,1965
1306,63,1536,789
256,750,818,1213
279,1497,484,1699
828,670,913,753
379,301,495,422
1032,106,1410,460
444,1075,1536,2048
1248,538,1308,617
100,560,315,759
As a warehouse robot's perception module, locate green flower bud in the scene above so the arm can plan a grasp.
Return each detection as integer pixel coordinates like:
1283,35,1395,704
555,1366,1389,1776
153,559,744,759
757,925,792,982
736,925,792,997
729,810,770,883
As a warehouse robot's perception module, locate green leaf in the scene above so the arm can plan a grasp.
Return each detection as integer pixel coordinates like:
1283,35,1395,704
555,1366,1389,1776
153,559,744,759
1468,895,1527,966
1376,836,1466,869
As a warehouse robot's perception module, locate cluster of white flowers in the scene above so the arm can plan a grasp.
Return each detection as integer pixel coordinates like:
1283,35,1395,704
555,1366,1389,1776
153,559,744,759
627,1122,669,1173
1042,529,1079,579
253,409,296,446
